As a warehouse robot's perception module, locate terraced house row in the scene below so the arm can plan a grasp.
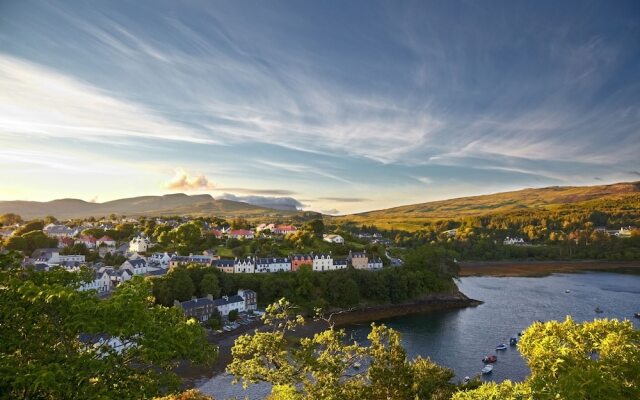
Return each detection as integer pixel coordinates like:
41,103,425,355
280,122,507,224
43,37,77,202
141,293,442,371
210,251,383,273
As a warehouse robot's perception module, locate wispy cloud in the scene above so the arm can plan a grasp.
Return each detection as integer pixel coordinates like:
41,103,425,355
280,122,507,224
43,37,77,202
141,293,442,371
0,54,218,146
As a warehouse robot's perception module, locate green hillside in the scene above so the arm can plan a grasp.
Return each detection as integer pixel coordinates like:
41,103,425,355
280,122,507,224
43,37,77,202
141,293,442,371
336,182,640,231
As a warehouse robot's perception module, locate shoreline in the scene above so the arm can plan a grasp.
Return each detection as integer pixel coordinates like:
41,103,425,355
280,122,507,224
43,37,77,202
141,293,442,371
178,290,481,388
459,259,640,277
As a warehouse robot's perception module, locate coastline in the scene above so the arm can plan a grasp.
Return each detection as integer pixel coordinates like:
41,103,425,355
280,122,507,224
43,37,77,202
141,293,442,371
459,259,640,277
178,290,481,388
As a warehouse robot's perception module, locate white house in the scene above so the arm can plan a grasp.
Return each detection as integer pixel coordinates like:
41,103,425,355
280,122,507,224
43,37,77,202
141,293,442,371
32,248,85,267
442,229,458,237
368,258,384,270
129,236,150,253
323,234,345,244
43,224,78,238
256,257,291,273
234,257,255,274
238,289,257,311
213,294,246,317
149,252,173,268
79,271,111,293
103,267,132,287
121,259,148,276
312,253,333,272
503,237,526,245
332,259,348,270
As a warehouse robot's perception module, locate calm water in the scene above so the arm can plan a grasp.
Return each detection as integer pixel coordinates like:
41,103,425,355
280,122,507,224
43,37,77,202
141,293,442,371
199,271,640,398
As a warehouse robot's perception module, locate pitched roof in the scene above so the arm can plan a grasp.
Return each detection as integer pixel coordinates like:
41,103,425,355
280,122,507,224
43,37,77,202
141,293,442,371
212,295,244,307
214,259,235,267
180,297,214,310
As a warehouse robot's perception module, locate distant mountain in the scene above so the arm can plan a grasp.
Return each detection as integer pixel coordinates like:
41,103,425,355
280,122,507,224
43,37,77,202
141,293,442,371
337,181,640,231
0,193,300,220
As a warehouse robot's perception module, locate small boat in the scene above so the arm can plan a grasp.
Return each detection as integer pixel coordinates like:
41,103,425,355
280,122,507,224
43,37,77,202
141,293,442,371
634,312,640,319
353,362,361,370
463,376,470,384
496,343,508,351
481,365,493,374
595,307,604,314
517,331,524,337
509,336,518,346
482,355,497,363
565,290,571,293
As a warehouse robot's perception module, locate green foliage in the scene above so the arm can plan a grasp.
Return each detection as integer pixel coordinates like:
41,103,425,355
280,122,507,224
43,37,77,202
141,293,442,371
0,253,216,399
13,220,44,236
228,298,456,400
0,213,23,225
455,318,640,400
304,219,325,238
200,273,221,297
228,309,239,322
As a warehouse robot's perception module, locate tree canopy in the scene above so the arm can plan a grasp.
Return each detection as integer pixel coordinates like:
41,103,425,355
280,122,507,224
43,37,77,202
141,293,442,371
0,252,216,399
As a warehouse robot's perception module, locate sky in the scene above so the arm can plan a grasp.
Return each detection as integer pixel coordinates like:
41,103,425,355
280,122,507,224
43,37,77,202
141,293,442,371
1,0,639,215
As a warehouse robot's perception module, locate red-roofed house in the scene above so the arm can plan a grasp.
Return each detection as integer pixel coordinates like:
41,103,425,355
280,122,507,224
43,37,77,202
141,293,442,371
273,225,297,235
209,229,225,239
58,237,75,248
75,235,97,249
97,236,116,247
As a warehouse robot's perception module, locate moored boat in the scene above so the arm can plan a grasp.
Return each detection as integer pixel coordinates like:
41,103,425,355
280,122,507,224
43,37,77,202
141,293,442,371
496,343,508,351
482,355,497,363
509,336,518,346
481,364,493,374
634,312,640,319
595,307,604,314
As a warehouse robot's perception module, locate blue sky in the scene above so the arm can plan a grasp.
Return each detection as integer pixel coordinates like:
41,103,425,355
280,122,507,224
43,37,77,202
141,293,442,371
1,0,639,214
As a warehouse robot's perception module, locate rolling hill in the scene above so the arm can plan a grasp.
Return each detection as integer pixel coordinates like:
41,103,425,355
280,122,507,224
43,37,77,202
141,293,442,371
0,193,301,220
335,181,640,231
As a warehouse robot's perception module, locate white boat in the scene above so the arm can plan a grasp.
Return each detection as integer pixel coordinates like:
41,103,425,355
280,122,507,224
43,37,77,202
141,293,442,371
565,290,571,293
353,362,362,369
481,365,493,374
496,343,508,351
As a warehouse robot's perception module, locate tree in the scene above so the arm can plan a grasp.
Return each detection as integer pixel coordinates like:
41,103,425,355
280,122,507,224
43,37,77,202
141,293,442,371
170,267,196,301
0,213,23,226
304,219,325,238
22,230,58,253
200,273,221,298
3,235,27,252
0,253,216,399
228,299,455,400
13,220,44,236
228,309,239,322
454,318,640,400
43,215,58,225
